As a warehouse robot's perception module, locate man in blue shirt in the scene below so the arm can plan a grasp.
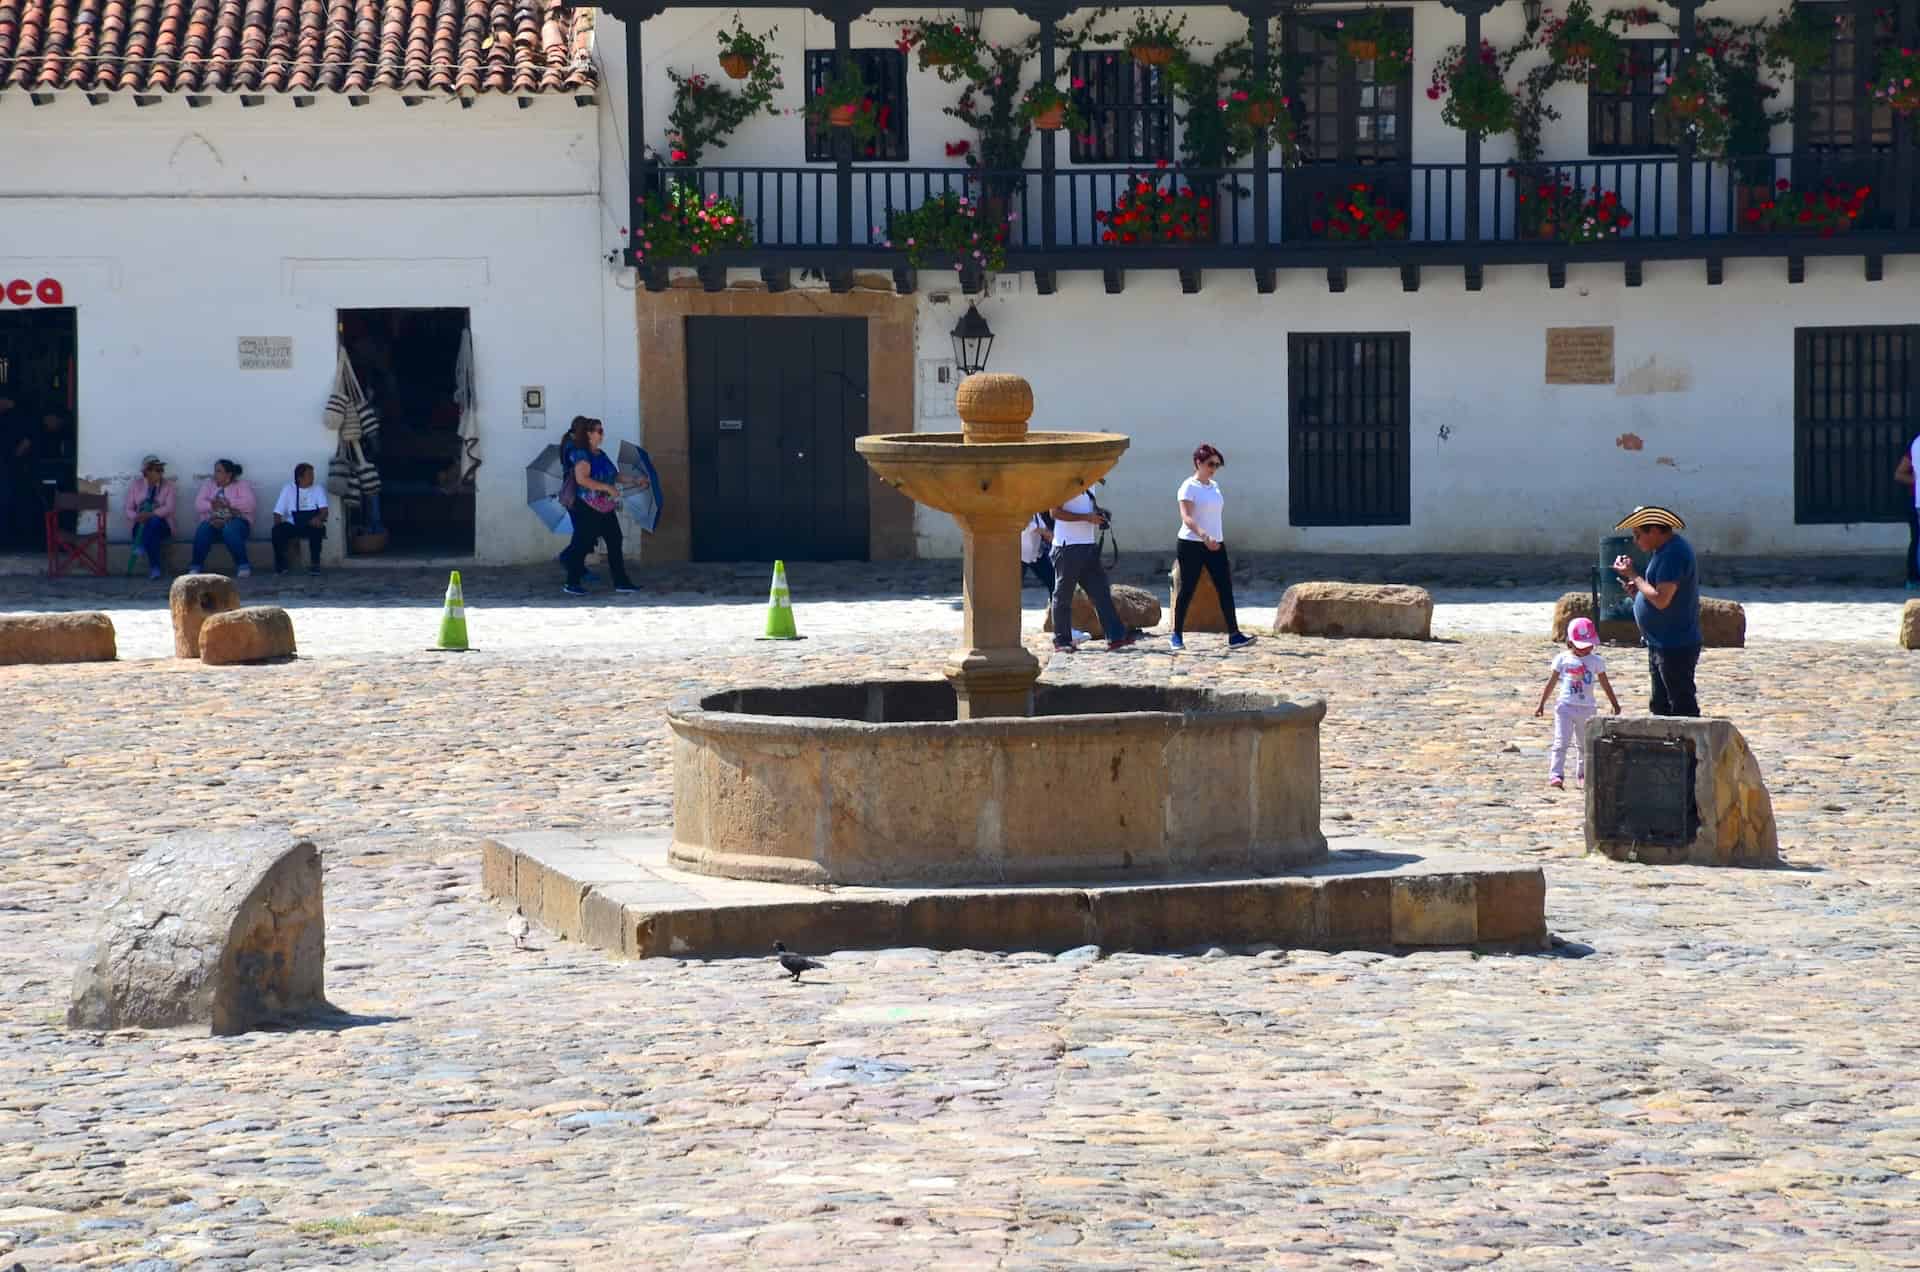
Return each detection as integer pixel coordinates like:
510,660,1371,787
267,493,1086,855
1611,505,1703,716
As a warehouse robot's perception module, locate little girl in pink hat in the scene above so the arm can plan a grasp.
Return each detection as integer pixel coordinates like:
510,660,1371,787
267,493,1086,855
1534,617,1622,789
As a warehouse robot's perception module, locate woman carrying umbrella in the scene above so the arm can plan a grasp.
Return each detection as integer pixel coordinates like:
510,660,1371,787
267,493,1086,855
560,416,645,596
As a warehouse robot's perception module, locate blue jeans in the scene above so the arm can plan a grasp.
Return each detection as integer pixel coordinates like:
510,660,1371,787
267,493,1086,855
136,516,171,565
191,518,251,570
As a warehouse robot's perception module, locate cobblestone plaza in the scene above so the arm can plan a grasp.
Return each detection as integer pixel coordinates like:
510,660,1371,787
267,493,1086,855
1,561,1915,1269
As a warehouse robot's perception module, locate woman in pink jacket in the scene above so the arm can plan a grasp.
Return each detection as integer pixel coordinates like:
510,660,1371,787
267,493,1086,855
123,454,177,580
189,459,257,576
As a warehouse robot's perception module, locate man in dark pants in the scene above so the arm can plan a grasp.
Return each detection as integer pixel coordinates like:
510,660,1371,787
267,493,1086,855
1611,505,1702,716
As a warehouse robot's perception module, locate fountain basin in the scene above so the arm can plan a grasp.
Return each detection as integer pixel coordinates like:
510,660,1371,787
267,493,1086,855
668,681,1328,886
855,432,1129,525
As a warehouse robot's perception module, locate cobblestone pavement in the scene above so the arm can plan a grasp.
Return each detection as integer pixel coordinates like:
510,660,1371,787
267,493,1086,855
2,565,1917,1269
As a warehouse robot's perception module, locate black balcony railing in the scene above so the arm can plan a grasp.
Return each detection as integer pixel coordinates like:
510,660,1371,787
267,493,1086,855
633,150,1920,285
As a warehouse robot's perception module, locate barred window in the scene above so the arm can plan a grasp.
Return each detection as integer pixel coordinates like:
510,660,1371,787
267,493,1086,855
1069,50,1173,164
804,50,909,162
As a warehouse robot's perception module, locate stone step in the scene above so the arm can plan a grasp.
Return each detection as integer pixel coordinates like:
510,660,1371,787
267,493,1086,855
481,832,1548,960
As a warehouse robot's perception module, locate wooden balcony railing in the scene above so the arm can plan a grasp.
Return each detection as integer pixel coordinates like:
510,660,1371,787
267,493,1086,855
632,150,1920,293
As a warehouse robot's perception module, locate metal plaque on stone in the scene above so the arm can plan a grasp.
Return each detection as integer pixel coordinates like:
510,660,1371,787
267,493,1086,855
1592,734,1697,847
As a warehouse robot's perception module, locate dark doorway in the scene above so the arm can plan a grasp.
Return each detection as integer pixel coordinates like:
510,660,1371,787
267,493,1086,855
1288,332,1411,527
338,308,474,556
0,308,78,550
686,316,871,561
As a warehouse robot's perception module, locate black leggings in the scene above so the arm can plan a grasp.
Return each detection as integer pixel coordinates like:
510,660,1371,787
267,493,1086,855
562,503,632,588
1907,505,1919,584
1174,537,1241,636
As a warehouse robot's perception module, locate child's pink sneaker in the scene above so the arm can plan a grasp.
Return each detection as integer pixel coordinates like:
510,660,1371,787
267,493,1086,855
1547,777,1564,789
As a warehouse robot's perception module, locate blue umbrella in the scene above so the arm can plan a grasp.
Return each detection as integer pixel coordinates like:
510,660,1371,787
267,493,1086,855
616,441,663,534
526,443,572,536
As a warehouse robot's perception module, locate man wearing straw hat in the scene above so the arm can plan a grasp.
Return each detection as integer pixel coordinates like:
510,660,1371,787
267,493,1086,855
1611,505,1702,717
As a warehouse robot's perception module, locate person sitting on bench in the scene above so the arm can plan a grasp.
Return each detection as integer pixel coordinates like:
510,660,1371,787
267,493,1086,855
271,463,330,576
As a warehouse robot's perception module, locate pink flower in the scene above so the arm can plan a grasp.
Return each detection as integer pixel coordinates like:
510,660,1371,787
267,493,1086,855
722,215,735,225
906,237,916,246
1072,76,1086,89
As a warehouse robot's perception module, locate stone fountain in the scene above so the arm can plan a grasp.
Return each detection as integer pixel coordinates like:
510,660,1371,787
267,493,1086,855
665,373,1329,887
484,373,1548,956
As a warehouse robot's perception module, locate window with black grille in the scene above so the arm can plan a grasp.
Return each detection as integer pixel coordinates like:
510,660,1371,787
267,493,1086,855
1287,333,1411,527
1793,0,1895,155
1589,39,1678,154
804,50,909,162
1069,50,1173,164
1286,11,1413,165
1794,325,1918,525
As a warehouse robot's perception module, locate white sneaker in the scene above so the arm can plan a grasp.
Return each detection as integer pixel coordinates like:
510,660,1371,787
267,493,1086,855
236,563,253,578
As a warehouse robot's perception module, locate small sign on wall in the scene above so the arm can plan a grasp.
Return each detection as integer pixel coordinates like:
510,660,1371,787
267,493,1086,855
238,337,293,370
521,386,547,431
1545,326,1615,385
920,358,959,419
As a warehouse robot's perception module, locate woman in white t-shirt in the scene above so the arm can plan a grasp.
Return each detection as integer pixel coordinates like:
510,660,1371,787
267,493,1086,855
1171,444,1253,651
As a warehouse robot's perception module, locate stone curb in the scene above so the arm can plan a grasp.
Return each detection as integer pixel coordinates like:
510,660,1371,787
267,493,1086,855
481,834,1548,959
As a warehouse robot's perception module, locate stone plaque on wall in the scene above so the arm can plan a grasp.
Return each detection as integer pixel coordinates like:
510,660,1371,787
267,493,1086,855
238,337,293,370
1545,326,1614,385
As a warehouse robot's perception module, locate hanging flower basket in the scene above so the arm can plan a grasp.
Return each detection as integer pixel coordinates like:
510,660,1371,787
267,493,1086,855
1335,8,1415,78
1122,11,1187,68
718,52,754,80
1032,103,1067,130
1665,89,1708,117
715,20,775,85
1246,98,1279,127
1345,40,1379,60
1019,82,1089,134
1132,41,1178,66
828,103,858,128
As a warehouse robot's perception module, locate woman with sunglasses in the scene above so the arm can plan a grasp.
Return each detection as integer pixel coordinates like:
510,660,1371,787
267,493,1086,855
559,416,643,596
1171,443,1254,651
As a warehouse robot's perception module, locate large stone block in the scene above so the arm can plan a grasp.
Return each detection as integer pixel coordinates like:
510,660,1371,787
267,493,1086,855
1550,592,1745,648
198,606,297,665
1167,561,1229,633
0,611,116,665
1274,582,1432,640
69,835,327,1035
1902,599,1920,650
1585,716,1779,867
1040,582,1162,638
170,572,240,658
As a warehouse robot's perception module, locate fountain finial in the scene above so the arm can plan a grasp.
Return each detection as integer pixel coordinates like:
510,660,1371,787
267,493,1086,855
955,373,1033,444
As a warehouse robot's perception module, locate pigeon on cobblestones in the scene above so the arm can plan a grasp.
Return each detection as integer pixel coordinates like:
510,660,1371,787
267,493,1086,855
507,906,532,951
773,941,825,982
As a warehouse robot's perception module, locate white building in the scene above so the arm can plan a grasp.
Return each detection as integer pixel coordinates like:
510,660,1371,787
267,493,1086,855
3,0,1915,569
607,0,1920,565
0,0,627,568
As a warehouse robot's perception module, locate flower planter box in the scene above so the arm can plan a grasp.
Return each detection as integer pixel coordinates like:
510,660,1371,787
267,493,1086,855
719,53,754,80
1734,183,1771,234
1131,42,1177,67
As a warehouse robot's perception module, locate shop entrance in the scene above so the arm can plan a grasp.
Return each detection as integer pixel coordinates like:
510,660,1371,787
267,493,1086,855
337,308,475,556
0,308,78,551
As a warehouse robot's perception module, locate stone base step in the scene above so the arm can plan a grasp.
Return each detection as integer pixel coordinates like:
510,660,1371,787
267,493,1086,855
481,833,1548,959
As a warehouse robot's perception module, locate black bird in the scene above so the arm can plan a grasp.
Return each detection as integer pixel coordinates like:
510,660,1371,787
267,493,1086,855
773,941,825,982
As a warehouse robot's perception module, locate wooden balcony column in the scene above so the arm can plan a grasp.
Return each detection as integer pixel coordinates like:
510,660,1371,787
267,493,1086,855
1442,0,1498,290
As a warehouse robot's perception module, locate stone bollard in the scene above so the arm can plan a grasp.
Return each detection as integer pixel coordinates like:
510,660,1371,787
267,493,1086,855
1902,599,1919,650
1166,562,1230,634
1274,582,1433,640
0,612,116,665
1584,716,1779,867
1040,583,1162,639
170,573,240,658
1551,592,1746,648
68,834,328,1035
199,606,297,665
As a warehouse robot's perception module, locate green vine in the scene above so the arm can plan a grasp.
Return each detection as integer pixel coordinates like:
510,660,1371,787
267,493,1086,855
662,33,781,166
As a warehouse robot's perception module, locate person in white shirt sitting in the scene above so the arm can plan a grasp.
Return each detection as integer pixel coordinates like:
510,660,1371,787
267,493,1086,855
271,463,330,576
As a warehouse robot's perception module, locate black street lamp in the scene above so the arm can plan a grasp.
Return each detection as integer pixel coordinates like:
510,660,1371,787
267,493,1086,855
951,303,995,376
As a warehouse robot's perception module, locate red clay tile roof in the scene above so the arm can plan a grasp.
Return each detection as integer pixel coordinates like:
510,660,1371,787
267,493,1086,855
0,0,596,96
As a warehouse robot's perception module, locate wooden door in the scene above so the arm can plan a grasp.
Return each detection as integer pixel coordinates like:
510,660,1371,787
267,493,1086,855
686,316,871,561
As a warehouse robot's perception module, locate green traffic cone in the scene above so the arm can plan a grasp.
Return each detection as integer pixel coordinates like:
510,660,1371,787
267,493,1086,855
433,570,471,651
761,560,800,640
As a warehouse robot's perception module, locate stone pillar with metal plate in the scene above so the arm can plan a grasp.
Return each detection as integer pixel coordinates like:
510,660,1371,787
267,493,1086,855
1585,716,1779,867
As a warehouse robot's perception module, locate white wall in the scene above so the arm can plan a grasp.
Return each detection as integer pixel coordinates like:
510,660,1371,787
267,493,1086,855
909,258,1920,558
0,92,639,565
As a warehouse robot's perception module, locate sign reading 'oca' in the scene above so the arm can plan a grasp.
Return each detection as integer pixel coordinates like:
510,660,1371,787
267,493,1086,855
0,278,65,306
